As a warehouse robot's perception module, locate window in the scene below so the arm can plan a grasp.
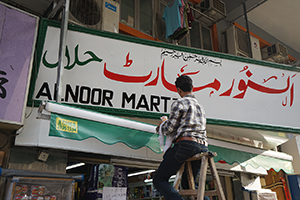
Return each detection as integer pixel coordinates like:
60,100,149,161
190,21,201,49
120,0,135,27
119,0,213,50
158,2,172,42
190,7,213,51
120,0,153,36
202,25,213,50
159,1,213,50
139,0,153,35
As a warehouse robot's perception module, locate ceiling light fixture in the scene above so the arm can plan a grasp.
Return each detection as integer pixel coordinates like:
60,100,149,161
144,175,176,183
66,162,85,170
128,169,155,177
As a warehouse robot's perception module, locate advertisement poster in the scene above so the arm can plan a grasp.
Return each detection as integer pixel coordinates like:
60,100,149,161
84,164,128,200
0,3,38,124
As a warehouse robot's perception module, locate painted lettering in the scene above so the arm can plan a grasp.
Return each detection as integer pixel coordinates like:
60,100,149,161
136,94,150,110
121,92,175,112
35,82,52,100
161,96,172,113
37,83,114,106
121,92,135,109
150,95,160,112
0,70,9,99
79,86,91,104
65,84,79,103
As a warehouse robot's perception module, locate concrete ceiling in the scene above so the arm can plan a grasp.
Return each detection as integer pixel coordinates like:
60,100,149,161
222,0,300,60
247,0,300,54
2,0,299,58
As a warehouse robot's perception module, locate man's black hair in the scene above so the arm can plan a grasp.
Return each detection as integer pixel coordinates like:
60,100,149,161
175,75,193,92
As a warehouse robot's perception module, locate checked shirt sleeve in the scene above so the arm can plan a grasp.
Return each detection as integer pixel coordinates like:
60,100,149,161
161,100,183,138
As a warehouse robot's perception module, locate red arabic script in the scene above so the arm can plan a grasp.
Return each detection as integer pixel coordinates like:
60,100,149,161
103,63,152,83
123,52,133,67
233,76,291,99
160,59,221,93
145,67,159,86
177,64,200,77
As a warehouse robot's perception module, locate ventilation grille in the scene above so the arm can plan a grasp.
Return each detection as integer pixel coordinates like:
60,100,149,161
262,42,289,63
200,0,210,13
221,31,228,53
278,43,288,57
212,0,225,14
69,0,101,26
236,27,250,56
266,44,277,57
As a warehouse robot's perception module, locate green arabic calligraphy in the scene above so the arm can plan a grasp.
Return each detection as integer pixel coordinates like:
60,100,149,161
42,44,103,70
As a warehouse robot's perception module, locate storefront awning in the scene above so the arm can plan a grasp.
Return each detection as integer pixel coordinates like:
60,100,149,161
208,145,293,174
41,101,294,174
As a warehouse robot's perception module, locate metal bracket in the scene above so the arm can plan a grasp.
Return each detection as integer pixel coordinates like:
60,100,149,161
37,101,50,120
44,0,65,19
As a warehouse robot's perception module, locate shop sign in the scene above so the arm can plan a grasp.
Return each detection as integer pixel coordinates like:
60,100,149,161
31,22,300,130
0,3,38,125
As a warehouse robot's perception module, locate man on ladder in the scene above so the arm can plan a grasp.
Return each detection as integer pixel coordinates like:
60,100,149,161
153,75,209,200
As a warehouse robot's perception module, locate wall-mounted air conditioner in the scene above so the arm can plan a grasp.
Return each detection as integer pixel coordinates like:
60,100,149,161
221,25,262,60
101,0,120,33
68,0,119,33
250,190,278,200
261,42,288,63
200,0,226,22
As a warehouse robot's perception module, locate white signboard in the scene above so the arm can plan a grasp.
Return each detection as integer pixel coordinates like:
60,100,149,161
103,187,127,200
32,25,300,130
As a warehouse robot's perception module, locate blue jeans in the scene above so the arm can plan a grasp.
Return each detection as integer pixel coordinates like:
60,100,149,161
153,140,208,200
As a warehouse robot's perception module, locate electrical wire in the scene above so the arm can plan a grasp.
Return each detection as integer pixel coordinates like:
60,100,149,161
25,99,35,118
0,131,9,150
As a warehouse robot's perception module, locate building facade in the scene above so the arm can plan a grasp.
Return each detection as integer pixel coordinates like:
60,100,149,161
0,0,300,199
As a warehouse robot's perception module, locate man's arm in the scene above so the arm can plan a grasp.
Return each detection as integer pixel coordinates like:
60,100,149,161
160,101,183,136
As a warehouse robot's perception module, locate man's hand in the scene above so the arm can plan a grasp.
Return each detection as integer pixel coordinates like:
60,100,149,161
156,121,164,133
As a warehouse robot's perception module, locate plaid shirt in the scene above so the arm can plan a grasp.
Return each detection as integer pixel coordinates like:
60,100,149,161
161,94,207,143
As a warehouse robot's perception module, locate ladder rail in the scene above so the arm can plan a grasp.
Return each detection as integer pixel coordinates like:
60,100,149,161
174,151,226,200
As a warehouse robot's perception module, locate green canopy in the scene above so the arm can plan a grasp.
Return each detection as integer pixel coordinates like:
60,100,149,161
49,112,293,174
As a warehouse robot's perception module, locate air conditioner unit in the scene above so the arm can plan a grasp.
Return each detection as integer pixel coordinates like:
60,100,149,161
200,0,226,22
68,0,119,33
261,42,288,63
250,190,278,200
221,25,262,60
101,0,120,33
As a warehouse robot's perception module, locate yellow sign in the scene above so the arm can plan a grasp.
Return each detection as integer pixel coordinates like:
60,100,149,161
56,117,78,133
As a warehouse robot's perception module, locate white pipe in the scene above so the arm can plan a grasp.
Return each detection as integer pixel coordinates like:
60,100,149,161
45,102,157,134
0,167,84,181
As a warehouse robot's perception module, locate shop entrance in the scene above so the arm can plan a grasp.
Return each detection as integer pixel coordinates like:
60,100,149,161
66,151,233,200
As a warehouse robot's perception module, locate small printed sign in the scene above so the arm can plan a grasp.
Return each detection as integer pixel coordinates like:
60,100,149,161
56,117,78,133
105,2,117,12
103,187,127,200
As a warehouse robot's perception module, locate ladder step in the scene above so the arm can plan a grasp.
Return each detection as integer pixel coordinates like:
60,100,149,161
178,189,198,196
178,190,218,196
204,190,219,197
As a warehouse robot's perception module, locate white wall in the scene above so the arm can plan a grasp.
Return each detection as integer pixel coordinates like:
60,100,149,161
280,135,300,174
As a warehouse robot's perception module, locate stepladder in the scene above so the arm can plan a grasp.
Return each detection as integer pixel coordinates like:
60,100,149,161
173,151,226,200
